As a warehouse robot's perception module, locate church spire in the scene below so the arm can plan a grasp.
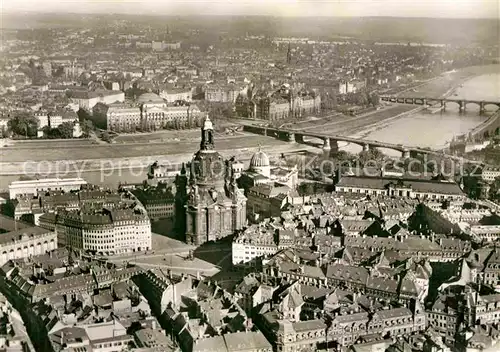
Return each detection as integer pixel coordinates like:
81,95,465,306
189,161,195,184
200,114,215,151
287,42,292,64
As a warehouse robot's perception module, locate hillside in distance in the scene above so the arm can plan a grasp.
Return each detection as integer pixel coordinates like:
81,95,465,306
2,13,498,45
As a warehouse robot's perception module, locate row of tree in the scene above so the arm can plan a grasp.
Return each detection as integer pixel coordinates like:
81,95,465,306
7,113,39,138
4,111,93,139
41,122,75,139
80,106,107,130
338,91,380,107
321,90,380,113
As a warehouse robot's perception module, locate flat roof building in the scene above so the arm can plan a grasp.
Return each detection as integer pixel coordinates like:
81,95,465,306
335,175,465,201
39,205,151,255
9,177,88,200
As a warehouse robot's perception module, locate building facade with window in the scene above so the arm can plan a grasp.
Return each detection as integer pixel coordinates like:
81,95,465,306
0,227,57,265
105,93,203,132
335,175,465,201
38,206,151,255
106,103,142,132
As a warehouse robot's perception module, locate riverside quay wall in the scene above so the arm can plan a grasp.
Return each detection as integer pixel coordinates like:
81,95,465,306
0,143,317,180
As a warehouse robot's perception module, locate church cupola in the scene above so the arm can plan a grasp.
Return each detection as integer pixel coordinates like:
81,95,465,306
200,115,215,151
249,146,271,178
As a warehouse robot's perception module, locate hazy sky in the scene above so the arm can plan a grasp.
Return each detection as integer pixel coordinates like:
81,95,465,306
2,0,499,18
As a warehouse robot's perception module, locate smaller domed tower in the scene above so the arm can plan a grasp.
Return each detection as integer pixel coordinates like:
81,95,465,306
249,146,271,178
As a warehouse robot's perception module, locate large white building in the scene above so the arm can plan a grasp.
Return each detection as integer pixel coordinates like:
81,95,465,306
38,206,151,255
106,103,142,132
139,41,181,51
159,87,192,103
335,175,465,201
105,93,203,132
232,226,278,266
34,109,81,138
9,177,88,200
143,104,202,130
0,227,57,265
34,109,78,129
470,225,500,243
71,89,125,110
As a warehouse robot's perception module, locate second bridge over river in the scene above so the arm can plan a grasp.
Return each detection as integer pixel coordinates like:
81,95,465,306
380,96,500,113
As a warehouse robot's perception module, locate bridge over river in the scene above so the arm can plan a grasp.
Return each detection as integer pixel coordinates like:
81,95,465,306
380,96,500,139
242,124,461,160
380,96,500,114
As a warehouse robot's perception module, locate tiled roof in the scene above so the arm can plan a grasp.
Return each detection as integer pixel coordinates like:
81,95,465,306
366,276,398,294
373,307,412,320
292,319,327,332
334,312,369,324
326,264,369,284
0,226,52,245
340,219,375,232
223,331,272,351
192,335,227,352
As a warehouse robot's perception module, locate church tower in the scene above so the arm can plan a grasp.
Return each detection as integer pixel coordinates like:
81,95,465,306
286,42,292,64
178,116,247,246
174,163,188,234
200,115,215,151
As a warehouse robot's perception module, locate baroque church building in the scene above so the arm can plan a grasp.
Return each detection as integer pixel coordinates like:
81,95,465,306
174,117,247,246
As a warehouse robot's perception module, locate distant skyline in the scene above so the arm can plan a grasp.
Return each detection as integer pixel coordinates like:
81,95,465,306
2,0,499,19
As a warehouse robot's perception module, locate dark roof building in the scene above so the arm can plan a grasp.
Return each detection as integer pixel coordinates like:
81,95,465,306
335,175,465,201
